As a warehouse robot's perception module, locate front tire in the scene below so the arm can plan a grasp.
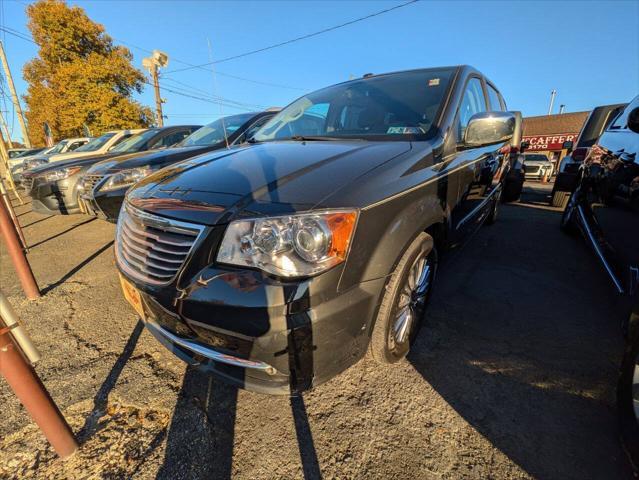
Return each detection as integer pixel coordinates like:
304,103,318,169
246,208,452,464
369,233,437,364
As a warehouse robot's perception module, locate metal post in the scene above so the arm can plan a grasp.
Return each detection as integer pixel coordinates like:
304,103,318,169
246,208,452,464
0,179,27,251
0,41,31,148
0,109,13,148
0,127,23,204
559,104,565,115
0,310,78,459
548,89,557,116
0,197,39,299
152,65,164,127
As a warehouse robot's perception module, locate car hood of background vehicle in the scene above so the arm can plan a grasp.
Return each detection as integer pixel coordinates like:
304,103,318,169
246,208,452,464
127,141,411,225
524,160,553,166
87,145,214,175
27,151,147,176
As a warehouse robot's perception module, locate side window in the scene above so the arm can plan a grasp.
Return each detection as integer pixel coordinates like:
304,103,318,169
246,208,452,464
67,141,83,151
486,84,504,111
456,77,487,140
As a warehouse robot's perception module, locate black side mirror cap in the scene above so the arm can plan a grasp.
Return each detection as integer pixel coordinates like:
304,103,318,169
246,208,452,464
628,107,639,134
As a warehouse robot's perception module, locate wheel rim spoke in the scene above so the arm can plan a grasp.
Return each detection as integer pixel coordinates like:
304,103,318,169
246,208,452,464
394,306,412,344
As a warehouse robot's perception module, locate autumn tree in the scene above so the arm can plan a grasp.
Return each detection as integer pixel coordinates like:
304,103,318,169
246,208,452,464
23,0,153,145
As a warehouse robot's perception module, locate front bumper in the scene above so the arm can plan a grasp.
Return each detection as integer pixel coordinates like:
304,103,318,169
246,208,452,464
122,265,385,395
28,176,83,215
91,187,127,222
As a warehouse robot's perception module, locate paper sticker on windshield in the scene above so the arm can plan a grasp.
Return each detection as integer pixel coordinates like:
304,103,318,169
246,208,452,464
428,78,440,87
387,127,423,134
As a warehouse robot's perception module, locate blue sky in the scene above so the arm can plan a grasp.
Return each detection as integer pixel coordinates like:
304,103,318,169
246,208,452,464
2,0,638,143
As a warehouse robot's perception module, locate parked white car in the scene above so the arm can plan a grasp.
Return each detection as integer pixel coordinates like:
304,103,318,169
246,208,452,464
45,129,146,164
7,137,90,168
523,153,554,181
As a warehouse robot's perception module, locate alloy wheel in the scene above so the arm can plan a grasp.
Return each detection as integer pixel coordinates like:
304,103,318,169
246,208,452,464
390,252,433,348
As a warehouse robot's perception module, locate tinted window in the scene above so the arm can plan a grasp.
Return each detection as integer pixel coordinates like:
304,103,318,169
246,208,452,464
486,84,504,111
457,77,487,139
253,68,456,141
241,115,273,141
111,130,158,152
610,96,639,130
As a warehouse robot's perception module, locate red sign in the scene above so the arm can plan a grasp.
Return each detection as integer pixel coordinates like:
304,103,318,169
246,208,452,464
522,133,579,151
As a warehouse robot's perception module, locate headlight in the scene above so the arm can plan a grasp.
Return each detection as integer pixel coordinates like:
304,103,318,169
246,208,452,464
100,166,152,192
40,166,82,183
217,210,358,277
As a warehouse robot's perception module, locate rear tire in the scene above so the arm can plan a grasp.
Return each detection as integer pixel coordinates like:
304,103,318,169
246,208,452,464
369,233,437,364
551,189,571,209
502,175,523,203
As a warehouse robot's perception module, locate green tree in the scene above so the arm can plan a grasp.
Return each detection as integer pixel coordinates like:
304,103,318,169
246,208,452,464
23,0,153,145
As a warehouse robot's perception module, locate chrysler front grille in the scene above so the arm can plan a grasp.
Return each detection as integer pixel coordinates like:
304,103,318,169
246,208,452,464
116,203,204,285
81,174,105,194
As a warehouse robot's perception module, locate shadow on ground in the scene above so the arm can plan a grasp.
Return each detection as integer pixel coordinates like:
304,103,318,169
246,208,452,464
157,369,322,480
409,184,632,479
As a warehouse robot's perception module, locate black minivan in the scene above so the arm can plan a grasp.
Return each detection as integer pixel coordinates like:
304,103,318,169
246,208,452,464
115,66,522,394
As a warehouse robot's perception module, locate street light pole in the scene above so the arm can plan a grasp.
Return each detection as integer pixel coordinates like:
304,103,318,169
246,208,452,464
548,90,557,115
151,64,163,127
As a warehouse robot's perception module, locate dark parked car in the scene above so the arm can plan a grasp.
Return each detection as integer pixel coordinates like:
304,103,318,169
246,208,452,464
560,96,639,469
551,103,627,208
115,66,521,394
79,111,277,222
22,126,200,215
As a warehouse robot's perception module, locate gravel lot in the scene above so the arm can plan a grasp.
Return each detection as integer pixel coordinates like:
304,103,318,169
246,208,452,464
0,182,634,479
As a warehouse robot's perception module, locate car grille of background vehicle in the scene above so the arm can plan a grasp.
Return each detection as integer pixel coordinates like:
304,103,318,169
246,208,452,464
82,174,104,193
525,165,540,174
115,204,202,285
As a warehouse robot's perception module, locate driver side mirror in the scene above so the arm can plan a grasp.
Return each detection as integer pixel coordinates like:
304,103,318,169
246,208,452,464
464,111,516,147
628,107,639,134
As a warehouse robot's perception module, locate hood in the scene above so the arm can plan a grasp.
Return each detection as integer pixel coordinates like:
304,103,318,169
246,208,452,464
86,145,217,175
27,153,128,175
127,140,411,225
523,159,553,166
48,149,111,162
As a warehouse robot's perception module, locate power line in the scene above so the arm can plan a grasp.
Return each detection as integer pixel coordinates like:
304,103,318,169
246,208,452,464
165,0,420,74
0,26,268,112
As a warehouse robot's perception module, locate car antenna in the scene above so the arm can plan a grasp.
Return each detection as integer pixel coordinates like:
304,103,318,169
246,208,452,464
207,38,229,149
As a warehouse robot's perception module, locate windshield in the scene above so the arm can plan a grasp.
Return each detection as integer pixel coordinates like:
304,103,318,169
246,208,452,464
74,132,116,152
49,140,69,154
253,68,455,142
181,114,254,147
110,129,159,153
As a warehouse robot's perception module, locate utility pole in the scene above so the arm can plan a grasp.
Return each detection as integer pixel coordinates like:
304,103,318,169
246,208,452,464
0,109,13,148
547,89,557,116
151,65,163,127
0,41,31,148
143,50,169,128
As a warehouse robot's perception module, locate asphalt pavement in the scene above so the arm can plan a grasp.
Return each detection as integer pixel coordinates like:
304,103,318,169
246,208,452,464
0,182,634,479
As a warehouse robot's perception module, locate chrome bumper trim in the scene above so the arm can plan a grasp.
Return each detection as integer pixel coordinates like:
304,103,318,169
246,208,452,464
145,318,278,375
